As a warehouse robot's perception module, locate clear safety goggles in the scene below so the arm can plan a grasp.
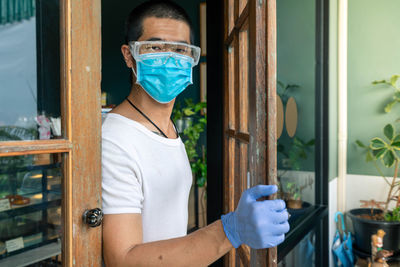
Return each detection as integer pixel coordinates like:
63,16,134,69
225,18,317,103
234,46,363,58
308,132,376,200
130,41,201,66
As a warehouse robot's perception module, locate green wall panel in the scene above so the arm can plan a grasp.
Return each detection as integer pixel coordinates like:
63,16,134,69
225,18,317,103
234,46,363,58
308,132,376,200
347,0,400,176
277,0,316,172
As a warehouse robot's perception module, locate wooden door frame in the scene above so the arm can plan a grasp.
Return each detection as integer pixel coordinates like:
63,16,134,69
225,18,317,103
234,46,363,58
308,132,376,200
0,0,102,265
208,0,277,266
206,0,225,265
248,0,277,264
207,0,330,266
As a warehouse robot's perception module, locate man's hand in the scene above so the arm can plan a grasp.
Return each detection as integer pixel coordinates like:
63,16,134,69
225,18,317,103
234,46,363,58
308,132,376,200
221,185,290,249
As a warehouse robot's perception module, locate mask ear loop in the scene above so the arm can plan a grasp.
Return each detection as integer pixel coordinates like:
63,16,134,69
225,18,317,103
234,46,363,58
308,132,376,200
129,48,138,78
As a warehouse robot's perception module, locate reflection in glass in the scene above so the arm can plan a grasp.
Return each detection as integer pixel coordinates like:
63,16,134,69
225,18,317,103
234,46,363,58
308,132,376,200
0,0,61,141
278,230,315,267
0,153,62,266
277,0,316,225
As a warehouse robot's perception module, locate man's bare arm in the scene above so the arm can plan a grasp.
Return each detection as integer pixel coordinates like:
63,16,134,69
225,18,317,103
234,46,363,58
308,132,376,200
102,213,232,267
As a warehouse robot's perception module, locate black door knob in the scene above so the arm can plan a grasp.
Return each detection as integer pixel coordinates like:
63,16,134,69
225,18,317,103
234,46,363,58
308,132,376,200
82,208,103,227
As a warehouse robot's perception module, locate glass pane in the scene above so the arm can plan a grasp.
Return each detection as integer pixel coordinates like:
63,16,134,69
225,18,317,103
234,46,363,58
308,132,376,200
276,0,316,225
0,153,63,266
0,0,62,141
278,230,316,267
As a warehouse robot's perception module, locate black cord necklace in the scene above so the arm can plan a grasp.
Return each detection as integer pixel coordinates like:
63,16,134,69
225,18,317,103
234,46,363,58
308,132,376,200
126,98,178,138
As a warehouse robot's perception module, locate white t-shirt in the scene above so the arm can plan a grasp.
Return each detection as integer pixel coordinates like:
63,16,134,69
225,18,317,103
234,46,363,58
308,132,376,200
101,113,193,242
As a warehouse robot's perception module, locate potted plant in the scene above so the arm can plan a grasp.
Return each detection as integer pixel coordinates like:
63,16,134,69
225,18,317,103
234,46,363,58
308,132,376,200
277,136,314,220
277,137,315,209
191,145,207,227
172,99,206,133
285,178,313,210
351,74,400,255
173,99,207,226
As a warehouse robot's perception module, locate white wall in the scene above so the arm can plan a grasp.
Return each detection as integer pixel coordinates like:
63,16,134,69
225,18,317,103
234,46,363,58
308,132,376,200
345,174,395,212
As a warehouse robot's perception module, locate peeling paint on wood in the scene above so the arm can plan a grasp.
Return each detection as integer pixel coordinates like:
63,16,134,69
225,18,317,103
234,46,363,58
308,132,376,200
223,0,277,266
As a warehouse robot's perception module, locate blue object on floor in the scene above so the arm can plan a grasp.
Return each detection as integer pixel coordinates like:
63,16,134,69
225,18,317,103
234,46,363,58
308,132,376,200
332,211,354,267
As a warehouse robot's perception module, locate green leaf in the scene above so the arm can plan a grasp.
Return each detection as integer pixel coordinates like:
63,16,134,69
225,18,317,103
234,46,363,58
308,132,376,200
366,150,374,162
196,176,206,187
277,81,285,90
287,84,300,90
393,134,400,143
385,213,393,222
183,109,195,116
384,100,397,113
394,90,400,99
390,75,399,87
392,143,400,150
370,137,387,150
372,148,387,159
392,135,400,149
383,150,395,167
305,139,315,146
293,137,304,147
355,140,367,148
277,143,285,153
372,80,387,85
199,118,207,124
384,124,395,141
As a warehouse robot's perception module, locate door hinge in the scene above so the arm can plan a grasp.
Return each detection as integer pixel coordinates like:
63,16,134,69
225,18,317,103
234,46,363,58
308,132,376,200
247,171,251,189
227,46,232,53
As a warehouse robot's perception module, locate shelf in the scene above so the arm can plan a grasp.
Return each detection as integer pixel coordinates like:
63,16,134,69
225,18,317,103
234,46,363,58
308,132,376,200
277,205,328,262
0,162,61,175
0,240,61,267
0,199,61,220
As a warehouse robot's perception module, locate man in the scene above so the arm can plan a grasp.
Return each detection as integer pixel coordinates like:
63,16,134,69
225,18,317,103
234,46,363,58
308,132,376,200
102,1,289,266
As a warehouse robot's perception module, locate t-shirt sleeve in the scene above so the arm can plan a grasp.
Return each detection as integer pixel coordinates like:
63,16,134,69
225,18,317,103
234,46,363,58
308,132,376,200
102,136,143,214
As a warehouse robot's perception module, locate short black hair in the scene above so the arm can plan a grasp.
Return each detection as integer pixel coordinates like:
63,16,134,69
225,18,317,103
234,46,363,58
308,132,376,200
125,0,194,45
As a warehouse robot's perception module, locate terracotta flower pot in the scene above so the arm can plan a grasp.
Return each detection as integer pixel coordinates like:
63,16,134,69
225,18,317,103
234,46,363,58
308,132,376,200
287,199,302,209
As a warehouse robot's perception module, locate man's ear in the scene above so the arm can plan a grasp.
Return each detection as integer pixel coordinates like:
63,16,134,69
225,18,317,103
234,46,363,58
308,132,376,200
121,44,135,68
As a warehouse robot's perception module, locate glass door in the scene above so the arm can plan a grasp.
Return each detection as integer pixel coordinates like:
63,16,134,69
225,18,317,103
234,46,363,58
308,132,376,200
0,0,102,265
276,0,329,265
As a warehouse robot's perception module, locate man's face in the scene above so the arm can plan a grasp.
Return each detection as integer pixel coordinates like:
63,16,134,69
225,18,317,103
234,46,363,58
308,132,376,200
122,17,191,69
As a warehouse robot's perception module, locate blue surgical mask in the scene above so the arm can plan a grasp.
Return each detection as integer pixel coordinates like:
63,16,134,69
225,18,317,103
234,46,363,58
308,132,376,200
132,52,194,103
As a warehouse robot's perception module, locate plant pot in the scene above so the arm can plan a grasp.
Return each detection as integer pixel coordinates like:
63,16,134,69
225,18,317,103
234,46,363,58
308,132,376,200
287,201,311,223
287,199,302,209
183,117,192,130
175,119,184,133
348,208,400,254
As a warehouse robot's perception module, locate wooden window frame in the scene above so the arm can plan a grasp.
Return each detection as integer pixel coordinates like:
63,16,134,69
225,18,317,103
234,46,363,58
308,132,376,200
223,0,277,266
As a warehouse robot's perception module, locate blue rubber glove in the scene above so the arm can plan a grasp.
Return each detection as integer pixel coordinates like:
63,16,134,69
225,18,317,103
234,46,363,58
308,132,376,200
221,185,290,249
